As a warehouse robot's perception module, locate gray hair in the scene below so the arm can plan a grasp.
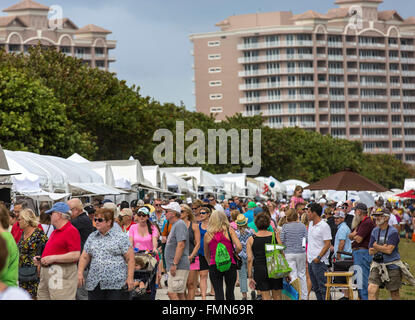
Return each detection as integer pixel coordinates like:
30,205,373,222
61,212,72,220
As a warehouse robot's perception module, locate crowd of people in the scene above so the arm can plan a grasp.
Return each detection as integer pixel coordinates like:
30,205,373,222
0,187,414,300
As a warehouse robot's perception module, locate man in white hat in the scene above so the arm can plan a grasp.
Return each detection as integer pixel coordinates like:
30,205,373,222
161,202,190,300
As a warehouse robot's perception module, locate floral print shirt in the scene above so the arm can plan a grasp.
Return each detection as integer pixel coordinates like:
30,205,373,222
83,228,131,291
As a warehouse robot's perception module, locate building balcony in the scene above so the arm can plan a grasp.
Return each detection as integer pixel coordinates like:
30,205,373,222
348,95,359,100
402,84,415,89
360,95,387,100
358,42,385,48
362,135,389,139
403,109,415,114
403,96,415,102
360,82,387,87
405,147,415,152
330,95,346,101
360,69,387,74
362,122,388,126
238,68,315,77
329,82,344,87
401,58,415,64
328,68,344,74
319,121,329,126
364,148,390,153
349,108,360,113
404,122,415,128
237,54,314,64
359,56,386,61
348,82,359,87
319,107,329,113
348,68,358,73
361,108,388,113
331,122,346,127
327,42,343,48
237,40,313,51
349,122,361,126
328,55,344,61
75,53,92,60
389,56,400,61
239,95,315,104
346,42,357,47
331,108,346,114
238,81,315,90
405,135,415,139
402,71,415,76
349,134,361,139
401,45,415,51
391,122,402,126
347,55,357,60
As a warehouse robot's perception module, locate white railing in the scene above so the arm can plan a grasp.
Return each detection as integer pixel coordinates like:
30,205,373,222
327,42,343,48
349,108,360,113
358,42,385,48
401,45,415,51
328,55,344,61
403,96,415,102
329,82,345,87
347,55,357,60
331,108,346,114
362,122,388,126
349,95,359,99
319,121,329,126
404,122,415,128
362,135,389,139
402,84,415,89
361,109,388,113
330,95,346,101
348,82,359,87
239,81,315,90
237,40,314,50
328,68,344,74
331,122,346,127
401,58,415,64
349,135,361,139
360,95,387,100
360,82,387,87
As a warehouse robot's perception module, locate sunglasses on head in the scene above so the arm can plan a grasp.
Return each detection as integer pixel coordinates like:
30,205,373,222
94,218,105,223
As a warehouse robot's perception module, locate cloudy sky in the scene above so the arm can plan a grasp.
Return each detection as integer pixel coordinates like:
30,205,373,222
1,0,413,111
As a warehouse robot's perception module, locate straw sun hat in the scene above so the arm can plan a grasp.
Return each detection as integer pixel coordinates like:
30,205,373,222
236,214,248,227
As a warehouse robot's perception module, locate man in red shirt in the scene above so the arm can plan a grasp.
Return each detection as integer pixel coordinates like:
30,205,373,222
34,202,81,300
349,202,375,300
10,200,43,243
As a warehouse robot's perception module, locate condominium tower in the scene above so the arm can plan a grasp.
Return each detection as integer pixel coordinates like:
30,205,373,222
0,0,116,71
190,0,415,165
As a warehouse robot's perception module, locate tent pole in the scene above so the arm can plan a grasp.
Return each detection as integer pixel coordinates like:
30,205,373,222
346,190,348,201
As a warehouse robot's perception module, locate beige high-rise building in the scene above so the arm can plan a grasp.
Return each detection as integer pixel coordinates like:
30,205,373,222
190,0,415,165
0,0,116,71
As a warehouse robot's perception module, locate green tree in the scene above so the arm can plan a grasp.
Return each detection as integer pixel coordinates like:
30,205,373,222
0,66,92,156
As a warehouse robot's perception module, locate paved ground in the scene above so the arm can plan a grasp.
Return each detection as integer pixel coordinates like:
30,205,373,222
154,282,359,300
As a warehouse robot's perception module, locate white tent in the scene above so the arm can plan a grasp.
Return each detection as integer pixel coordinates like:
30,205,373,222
79,161,116,187
67,153,90,163
161,167,223,189
142,166,161,189
159,169,197,195
214,173,247,198
4,150,123,196
404,179,415,192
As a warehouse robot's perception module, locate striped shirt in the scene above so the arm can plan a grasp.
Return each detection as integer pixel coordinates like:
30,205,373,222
280,222,307,254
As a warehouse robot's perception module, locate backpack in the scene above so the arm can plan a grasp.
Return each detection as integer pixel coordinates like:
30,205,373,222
215,234,232,272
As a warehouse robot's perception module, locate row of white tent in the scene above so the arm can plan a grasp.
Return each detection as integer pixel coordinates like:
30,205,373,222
0,150,412,205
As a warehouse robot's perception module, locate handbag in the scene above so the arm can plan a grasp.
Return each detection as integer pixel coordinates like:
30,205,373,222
18,266,39,283
265,232,292,279
18,231,40,283
228,228,242,270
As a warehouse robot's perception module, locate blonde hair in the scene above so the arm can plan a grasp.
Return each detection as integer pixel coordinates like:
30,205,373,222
181,204,194,222
278,216,287,227
231,210,240,222
301,212,309,226
207,210,229,235
19,208,38,228
285,209,298,222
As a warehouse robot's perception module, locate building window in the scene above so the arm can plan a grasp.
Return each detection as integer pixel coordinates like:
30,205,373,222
210,94,223,100
209,80,222,87
208,54,221,60
208,67,221,73
208,41,220,47
210,107,223,113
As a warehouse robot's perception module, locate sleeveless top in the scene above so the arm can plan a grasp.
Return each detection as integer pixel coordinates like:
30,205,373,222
252,234,273,267
188,223,195,255
208,231,235,266
198,223,207,256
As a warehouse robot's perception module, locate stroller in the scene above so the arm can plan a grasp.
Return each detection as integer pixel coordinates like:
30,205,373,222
129,250,159,300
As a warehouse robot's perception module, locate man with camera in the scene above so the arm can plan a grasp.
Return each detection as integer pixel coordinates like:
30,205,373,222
368,207,402,300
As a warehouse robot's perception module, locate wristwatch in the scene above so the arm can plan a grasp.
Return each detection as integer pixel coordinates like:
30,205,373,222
317,255,321,261
172,262,178,267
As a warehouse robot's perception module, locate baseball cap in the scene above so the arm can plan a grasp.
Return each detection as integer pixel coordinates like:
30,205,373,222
318,198,327,204
280,199,287,203
137,207,150,216
334,211,346,219
373,207,390,216
84,204,95,215
102,199,113,204
161,202,181,213
355,202,368,212
45,202,70,215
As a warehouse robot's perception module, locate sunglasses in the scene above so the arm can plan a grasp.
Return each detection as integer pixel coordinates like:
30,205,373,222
154,204,162,207
94,218,105,223
200,211,208,215
134,213,148,217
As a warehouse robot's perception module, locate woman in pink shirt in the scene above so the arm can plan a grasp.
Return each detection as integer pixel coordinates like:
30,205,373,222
128,207,159,255
290,186,305,209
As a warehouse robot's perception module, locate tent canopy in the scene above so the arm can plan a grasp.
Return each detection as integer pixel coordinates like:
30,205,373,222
305,169,389,193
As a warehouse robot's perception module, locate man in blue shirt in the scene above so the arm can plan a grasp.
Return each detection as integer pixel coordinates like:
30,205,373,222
368,207,402,300
334,211,352,260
